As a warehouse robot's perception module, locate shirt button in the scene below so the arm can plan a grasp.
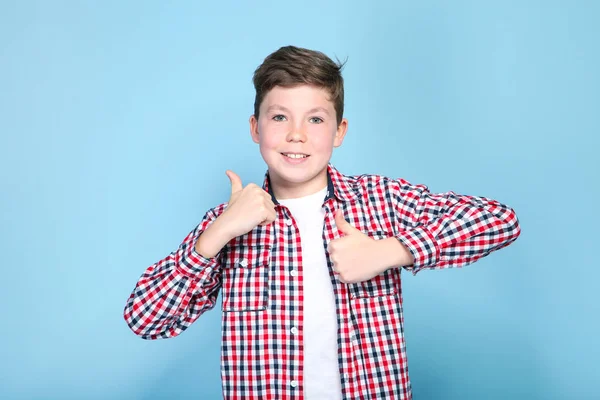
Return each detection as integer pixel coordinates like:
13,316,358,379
291,327,298,335
290,269,297,277
344,373,349,380
238,258,248,267
285,219,293,226
290,380,297,388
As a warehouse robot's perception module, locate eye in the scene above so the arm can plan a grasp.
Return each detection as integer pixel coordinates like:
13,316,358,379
272,114,287,122
309,117,324,124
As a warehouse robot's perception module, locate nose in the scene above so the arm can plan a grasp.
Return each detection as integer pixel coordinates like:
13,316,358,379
286,123,307,142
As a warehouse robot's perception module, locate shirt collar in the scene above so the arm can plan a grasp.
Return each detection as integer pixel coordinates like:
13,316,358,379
262,162,360,206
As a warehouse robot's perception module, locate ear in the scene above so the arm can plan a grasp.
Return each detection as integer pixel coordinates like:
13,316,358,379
249,115,260,144
333,118,348,148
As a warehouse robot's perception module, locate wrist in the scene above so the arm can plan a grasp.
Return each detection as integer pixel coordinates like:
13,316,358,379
211,213,236,243
195,216,233,258
379,237,415,269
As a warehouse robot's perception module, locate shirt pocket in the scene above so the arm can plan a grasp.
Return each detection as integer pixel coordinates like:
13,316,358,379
347,231,399,299
221,245,270,312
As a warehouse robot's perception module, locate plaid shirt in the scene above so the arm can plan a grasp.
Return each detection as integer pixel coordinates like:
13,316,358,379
124,163,521,400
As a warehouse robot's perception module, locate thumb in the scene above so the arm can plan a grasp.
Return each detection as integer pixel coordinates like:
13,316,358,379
226,170,243,195
334,209,357,235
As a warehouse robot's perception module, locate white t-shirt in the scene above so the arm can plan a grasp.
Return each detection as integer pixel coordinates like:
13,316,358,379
278,186,342,400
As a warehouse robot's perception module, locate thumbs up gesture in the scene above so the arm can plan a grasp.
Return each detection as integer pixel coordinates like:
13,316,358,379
219,170,277,238
328,209,396,283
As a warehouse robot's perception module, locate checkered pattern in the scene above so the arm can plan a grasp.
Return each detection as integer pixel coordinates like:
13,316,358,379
124,163,521,399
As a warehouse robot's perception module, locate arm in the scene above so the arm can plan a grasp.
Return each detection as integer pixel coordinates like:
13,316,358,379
123,206,230,339
390,178,521,275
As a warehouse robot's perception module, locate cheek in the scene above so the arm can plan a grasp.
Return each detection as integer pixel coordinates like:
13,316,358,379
258,121,291,146
257,122,276,146
309,128,337,150
258,132,281,153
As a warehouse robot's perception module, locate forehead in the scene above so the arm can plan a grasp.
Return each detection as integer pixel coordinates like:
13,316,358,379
260,85,334,112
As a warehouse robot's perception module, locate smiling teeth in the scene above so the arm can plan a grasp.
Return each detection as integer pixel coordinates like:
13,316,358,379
285,154,308,159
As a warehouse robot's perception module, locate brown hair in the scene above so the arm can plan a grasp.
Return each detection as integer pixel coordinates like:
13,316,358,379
252,45,346,126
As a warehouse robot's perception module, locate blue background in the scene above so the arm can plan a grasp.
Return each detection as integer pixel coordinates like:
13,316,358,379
1,1,598,399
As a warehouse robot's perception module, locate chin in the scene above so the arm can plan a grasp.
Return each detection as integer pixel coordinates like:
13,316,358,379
279,164,328,183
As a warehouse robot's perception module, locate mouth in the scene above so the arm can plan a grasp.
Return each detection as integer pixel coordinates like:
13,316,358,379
281,152,310,160
281,152,310,164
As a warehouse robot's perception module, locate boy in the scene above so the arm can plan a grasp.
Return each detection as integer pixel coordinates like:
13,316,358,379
124,45,521,400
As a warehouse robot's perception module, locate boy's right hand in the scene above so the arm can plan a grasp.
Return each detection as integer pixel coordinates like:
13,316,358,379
194,170,276,259
220,170,277,238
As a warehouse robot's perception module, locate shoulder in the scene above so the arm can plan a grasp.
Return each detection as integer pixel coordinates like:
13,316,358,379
345,170,429,195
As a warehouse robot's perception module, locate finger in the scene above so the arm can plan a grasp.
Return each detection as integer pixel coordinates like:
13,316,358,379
267,207,277,224
257,189,276,212
226,170,243,194
259,207,277,226
259,215,275,226
261,188,275,204
333,265,343,280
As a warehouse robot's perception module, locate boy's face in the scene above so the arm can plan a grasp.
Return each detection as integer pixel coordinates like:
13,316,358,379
250,85,348,200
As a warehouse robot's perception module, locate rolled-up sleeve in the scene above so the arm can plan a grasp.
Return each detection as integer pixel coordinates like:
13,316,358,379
391,178,521,275
123,205,226,339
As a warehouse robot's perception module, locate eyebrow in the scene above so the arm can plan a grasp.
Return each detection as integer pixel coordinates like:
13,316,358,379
266,105,331,116
307,107,331,116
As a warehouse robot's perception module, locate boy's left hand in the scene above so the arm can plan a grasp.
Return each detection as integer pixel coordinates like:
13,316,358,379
328,209,413,283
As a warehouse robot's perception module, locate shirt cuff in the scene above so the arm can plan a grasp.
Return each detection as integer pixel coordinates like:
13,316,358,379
178,236,221,278
395,226,440,275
